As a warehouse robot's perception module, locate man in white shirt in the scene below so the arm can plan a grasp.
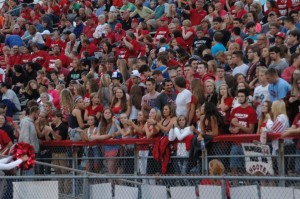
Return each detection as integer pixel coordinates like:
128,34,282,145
253,67,270,118
174,76,192,121
93,14,108,39
232,51,249,77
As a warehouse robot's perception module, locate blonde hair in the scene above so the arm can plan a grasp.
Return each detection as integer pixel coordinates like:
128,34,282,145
182,19,192,27
272,100,287,121
60,89,74,114
209,159,225,176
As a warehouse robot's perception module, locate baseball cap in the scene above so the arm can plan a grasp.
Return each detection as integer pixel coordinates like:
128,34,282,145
141,30,149,35
275,32,286,39
131,18,138,23
130,70,140,78
115,23,122,30
111,71,122,80
41,30,51,35
110,6,118,13
160,16,168,21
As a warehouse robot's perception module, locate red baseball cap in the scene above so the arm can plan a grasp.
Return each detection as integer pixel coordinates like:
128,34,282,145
160,16,168,21
131,18,138,23
275,32,286,39
115,23,122,30
141,30,149,35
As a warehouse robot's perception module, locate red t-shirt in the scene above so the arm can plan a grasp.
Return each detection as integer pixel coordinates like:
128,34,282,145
7,54,22,67
83,24,96,39
29,50,50,67
124,39,140,60
185,28,196,48
218,97,233,125
230,105,257,134
236,9,247,19
114,30,126,43
79,43,98,57
20,53,31,65
154,26,169,43
49,39,66,50
190,9,207,26
277,0,292,16
0,130,11,155
86,105,104,116
105,31,116,44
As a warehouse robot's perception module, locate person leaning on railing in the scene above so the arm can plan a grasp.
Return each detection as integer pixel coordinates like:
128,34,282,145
229,89,257,182
44,110,70,194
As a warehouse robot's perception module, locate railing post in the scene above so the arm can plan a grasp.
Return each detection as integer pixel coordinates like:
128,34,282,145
82,173,89,199
72,146,77,197
278,139,285,186
221,178,226,199
201,149,208,175
134,144,139,187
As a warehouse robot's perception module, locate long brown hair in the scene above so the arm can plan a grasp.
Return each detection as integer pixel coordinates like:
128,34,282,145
111,87,127,113
257,101,272,130
100,107,113,135
130,85,143,110
191,78,205,105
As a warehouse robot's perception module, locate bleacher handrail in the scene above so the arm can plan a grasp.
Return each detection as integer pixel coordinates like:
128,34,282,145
41,133,300,147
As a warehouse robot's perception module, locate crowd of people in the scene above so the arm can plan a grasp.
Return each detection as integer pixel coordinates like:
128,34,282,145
1,0,300,193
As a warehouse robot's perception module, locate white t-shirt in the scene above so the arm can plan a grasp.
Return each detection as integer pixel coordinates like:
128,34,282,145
253,84,270,118
175,89,192,117
266,114,291,155
232,63,249,76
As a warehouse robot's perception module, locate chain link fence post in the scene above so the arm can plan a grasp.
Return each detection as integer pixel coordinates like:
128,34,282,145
221,178,226,199
82,173,89,199
202,149,208,175
278,139,285,186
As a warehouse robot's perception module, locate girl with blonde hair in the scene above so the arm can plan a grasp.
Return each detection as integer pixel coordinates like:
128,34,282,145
266,100,290,155
98,74,112,107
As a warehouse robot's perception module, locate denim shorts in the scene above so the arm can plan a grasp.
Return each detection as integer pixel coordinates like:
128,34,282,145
86,146,102,164
229,144,245,169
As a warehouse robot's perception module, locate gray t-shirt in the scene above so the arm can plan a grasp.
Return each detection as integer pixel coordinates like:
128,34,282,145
269,60,289,76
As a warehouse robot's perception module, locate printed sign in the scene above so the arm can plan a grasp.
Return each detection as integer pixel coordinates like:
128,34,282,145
242,143,274,175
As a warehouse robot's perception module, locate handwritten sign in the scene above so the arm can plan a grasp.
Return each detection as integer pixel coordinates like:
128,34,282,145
242,143,274,175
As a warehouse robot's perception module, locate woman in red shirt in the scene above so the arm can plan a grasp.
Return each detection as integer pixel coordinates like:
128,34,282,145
182,19,196,49
256,101,272,134
217,84,233,134
84,92,103,121
111,87,131,118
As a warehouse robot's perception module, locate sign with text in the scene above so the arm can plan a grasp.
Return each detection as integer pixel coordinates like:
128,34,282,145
242,143,274,175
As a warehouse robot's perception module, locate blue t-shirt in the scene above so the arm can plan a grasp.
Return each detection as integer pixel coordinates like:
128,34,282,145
268,78,291,102
212,42,226,57
4,35,24,47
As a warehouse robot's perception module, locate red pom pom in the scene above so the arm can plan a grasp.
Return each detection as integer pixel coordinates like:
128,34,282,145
11,143,36,170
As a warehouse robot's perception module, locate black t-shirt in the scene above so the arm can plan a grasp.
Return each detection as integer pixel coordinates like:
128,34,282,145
51,122,68,153
51,123,68,140
192,36,212,51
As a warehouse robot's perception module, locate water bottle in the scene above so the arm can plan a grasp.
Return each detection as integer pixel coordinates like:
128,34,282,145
200,139,205,150
260,127,267,145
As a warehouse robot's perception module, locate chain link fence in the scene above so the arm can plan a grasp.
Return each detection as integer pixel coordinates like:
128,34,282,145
37,135,300,177
2,134,300,198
